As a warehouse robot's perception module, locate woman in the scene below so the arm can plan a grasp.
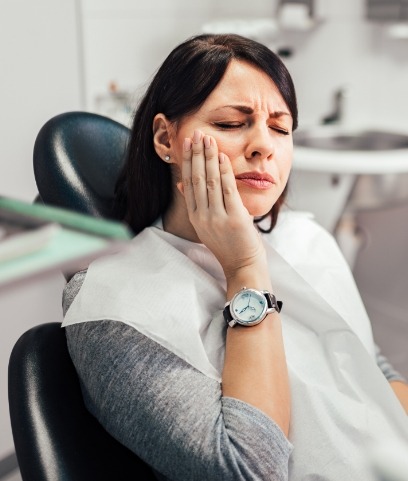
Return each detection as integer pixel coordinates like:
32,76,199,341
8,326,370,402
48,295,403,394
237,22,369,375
63,34,408,480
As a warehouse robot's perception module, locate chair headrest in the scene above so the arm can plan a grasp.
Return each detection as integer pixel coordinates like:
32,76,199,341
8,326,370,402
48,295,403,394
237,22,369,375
34,111,131,220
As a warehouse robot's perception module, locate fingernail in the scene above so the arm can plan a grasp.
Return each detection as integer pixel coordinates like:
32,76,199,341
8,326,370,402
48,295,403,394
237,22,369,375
176,181,184,195
204,135,211,149
193,129,202,144
219,153,225,164
183,138,192,151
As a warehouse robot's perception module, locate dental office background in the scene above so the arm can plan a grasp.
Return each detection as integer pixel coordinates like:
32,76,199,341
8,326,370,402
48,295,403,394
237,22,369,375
1,0,407,478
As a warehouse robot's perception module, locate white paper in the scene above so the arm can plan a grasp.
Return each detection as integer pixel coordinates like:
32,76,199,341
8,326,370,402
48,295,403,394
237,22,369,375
64,210,408,480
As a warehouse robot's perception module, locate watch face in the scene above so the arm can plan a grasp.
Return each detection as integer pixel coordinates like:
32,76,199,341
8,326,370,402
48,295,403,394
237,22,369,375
230,289,267,325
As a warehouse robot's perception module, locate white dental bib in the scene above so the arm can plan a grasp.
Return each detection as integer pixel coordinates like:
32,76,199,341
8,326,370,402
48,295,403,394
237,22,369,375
63,210,408,480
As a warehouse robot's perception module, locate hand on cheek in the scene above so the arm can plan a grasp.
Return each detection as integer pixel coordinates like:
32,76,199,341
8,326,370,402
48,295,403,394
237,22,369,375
181,129,266,279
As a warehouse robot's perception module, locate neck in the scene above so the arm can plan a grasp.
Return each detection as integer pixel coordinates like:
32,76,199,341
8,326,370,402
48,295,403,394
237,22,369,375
162,194,201,243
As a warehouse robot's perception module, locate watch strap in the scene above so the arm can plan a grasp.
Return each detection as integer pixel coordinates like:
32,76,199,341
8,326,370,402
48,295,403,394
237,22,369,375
262,291,282,313
223,304,234,324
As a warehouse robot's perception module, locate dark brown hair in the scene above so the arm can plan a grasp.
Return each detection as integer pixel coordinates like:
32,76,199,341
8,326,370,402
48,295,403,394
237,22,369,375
115,33,298,234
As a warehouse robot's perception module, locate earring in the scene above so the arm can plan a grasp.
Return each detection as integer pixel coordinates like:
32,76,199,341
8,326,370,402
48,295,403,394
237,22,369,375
165,155,170,161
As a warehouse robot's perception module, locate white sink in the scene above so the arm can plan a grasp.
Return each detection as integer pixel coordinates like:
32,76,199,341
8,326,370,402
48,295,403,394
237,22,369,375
292,126,408,174
288,125,408,234
294,128,408,151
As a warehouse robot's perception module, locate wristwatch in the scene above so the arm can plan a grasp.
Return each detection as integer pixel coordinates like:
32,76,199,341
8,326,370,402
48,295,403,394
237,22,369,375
223,287,282,327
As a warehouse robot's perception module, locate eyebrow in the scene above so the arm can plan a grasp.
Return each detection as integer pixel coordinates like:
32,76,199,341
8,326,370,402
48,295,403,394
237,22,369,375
211,105,291,118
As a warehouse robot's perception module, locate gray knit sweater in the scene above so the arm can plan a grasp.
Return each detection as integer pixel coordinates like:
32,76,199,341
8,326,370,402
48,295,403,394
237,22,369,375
63,270,405,481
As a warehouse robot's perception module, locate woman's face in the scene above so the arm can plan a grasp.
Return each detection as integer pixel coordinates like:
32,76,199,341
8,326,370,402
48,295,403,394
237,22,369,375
169,59,293,218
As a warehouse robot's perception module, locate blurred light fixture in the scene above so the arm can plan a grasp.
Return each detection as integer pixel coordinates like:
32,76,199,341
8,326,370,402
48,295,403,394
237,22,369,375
276,0,320,31
387,22,408,39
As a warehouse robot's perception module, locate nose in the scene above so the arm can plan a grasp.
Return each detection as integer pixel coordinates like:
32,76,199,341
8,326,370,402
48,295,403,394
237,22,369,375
245,124,275,161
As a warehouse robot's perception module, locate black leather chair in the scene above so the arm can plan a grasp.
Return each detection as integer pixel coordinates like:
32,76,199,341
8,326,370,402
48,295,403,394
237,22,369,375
33,111,130,218
8,112,157,480
9,323,157,481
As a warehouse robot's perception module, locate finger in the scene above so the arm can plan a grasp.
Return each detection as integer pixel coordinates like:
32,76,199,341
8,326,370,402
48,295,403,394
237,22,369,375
181,137,196,212
218,152,243,215
203,135,224,212
176,181,184,196
191,129,208,210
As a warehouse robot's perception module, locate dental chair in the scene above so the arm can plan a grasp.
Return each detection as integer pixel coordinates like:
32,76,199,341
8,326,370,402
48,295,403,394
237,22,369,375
8,112,158,480
33,111,130,218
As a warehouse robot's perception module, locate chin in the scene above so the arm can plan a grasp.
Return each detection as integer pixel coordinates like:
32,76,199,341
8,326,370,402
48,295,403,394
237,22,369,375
244,202,274,218
241,194,277,218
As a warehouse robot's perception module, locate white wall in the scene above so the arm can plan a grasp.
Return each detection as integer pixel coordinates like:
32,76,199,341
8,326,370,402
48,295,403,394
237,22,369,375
0,0,82,468
0,0,82,202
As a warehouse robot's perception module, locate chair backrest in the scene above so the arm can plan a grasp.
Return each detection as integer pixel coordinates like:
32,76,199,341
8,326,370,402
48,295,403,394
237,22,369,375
8,323,157,481
33,111,130,219
11,113,157,479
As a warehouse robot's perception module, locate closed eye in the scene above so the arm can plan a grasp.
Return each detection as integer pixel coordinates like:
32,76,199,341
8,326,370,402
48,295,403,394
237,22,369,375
214,122,290,135
213,122,244,130
272,127,290,136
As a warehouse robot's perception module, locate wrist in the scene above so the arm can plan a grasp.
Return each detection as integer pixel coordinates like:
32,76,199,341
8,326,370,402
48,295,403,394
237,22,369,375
226,264,272,301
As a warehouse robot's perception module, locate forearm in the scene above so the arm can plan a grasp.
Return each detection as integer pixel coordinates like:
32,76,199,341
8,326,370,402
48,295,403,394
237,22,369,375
222,266,291,437
390,381,408,414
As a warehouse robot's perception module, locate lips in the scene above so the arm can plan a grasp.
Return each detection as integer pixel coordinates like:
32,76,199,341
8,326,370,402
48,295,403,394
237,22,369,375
235,171,275,190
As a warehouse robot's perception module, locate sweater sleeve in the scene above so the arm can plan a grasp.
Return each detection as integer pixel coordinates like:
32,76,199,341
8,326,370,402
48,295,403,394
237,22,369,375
374,344,407,383
63,271,292,481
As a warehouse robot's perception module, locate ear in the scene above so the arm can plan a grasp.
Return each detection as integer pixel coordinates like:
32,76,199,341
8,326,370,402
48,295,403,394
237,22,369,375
153,113,174,163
